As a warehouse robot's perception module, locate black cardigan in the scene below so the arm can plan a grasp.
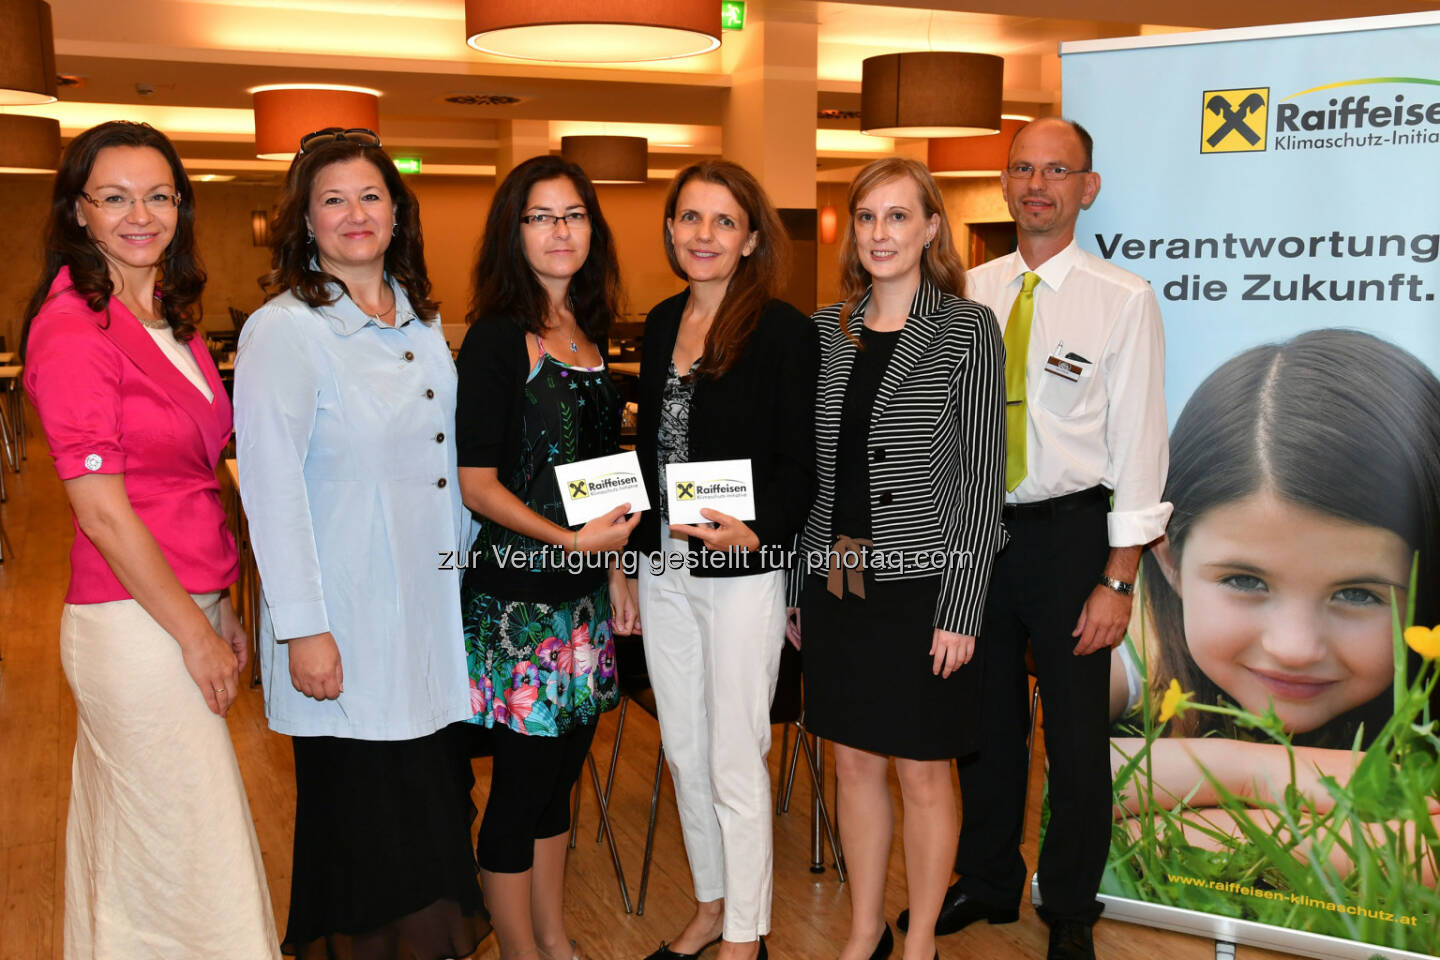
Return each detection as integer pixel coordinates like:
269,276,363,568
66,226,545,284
627,291,819,576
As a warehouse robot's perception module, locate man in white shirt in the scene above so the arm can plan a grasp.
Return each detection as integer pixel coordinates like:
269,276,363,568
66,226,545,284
901,117,1171,960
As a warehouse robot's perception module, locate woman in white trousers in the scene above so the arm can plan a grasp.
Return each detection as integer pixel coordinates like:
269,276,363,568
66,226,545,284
623,160,818,960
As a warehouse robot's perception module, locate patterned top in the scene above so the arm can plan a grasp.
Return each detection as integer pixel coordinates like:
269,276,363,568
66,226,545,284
655,359,698,526
458,335,623,735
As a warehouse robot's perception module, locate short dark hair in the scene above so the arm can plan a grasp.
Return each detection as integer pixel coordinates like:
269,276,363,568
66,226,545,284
262,138,436,321
1147,328,1440,745
466,155,622,342
22,121,205,356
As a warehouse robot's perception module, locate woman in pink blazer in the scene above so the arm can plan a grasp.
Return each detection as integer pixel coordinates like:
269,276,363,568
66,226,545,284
21,121,279,960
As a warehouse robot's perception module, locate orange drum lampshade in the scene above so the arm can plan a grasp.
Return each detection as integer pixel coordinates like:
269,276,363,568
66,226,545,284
251,85,381,161
928,117,1026,176
0,0,58,104
465,0,720,62
561,135,647,184
0,114,60,172
861,52,1003,139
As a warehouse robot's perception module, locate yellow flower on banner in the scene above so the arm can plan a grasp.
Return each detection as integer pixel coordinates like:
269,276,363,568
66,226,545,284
1404,625,1440,660
1158,679,1192,723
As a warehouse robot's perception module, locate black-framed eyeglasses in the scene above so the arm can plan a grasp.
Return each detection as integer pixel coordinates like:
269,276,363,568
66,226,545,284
1005,162,1091,182
80,190,182,212
520,211,590,229
298,127,383,154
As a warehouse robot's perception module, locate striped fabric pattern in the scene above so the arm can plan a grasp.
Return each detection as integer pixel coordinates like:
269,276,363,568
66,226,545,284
800,280,1009,635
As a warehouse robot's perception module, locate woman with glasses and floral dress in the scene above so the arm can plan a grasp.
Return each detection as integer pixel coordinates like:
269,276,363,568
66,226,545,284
235,127,488,960
22,121,280,959
454,154,638,960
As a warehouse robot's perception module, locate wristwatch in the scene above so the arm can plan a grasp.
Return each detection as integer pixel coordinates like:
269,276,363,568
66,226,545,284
1100,576,1135,596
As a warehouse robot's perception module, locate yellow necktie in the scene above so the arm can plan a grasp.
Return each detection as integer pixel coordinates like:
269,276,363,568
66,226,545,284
1003,272,1041,492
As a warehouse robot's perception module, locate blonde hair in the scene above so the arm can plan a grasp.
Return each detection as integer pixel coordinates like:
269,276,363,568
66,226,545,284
837,157,965,344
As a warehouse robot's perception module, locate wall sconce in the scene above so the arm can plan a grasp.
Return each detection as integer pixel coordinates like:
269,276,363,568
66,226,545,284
251,210,272,247
818,205,838,245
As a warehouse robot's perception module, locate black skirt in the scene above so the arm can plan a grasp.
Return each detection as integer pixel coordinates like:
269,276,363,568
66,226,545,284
284,723,491,959
802,572,984,761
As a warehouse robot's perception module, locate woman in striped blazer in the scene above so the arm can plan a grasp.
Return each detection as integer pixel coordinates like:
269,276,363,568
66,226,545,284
794,157,1006,960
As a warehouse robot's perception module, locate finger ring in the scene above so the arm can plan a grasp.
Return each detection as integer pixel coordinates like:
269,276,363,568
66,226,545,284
215,687,226,696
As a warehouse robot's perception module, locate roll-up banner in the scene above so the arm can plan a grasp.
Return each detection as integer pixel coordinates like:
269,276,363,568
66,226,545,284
1051,13,1440,960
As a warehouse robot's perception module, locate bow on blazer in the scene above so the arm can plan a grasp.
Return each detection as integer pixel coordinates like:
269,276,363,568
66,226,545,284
24,266,239,603
799,279,1007,635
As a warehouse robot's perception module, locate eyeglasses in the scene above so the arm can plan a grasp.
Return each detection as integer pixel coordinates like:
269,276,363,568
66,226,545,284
520,211,590,229
298,127,383,154
1005,163,1092,181
80,190,182,213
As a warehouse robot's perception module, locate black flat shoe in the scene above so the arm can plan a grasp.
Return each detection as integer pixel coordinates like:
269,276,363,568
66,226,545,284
1046,920,1095,960
758,938,767,960
897,882,1019,935
642,938,722,960
867,924,894,960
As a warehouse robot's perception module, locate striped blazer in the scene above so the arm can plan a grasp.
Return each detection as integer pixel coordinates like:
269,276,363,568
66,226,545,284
800,279,1008,635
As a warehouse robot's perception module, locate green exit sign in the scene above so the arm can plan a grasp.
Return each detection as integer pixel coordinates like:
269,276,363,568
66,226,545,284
393,157,422,174
721,0,744,30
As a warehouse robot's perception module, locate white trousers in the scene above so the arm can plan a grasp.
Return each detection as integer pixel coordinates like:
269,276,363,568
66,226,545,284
638,560,786,941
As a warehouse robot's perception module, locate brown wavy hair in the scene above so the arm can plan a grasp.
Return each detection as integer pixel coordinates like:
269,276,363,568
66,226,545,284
262,138,436,321
21,121,205,358
836,157,965,345
662,160,790,379
467,155,622,342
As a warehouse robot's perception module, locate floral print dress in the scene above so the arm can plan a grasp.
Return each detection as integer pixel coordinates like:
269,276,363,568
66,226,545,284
462,340,622,736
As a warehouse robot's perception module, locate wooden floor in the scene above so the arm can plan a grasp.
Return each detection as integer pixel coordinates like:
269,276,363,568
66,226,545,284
0,400,1296,960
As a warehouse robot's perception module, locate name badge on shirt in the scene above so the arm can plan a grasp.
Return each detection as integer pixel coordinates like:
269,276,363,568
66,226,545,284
1044,345,1092,383
553,451,651,526
665,459,756,526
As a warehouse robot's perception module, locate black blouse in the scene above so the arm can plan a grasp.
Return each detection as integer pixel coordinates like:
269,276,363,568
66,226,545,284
627,291,820,577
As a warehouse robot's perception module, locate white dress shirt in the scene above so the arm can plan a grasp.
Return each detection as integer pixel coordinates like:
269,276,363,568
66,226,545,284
967,239,1172,547
234,283,472,741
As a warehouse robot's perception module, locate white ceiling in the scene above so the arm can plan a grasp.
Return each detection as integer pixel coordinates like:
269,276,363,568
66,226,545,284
4,0,1420,178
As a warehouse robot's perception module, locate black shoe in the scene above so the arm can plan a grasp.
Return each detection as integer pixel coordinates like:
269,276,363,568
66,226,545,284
757,938,767,960
1046,920,1096,960
643,938,721,960
897,882,1019,935
867,925,893,960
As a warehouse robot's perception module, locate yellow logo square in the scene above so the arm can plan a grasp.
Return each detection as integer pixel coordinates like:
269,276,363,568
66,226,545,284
675,481,695,501
1201,88,1268,153
568,480,588,499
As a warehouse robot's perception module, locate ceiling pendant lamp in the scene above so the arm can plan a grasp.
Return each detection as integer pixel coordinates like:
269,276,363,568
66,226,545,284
0,0,58,105
0,113,60,172
861,52,1003,139
250,84,381,161
561,135,647,184
465,0,720,63
928,117,1026,177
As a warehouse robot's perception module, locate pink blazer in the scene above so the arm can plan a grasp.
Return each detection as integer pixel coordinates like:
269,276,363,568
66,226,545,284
24,267,239,603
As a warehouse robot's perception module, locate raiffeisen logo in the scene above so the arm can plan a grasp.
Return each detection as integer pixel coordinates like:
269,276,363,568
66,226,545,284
1272,77,1440,151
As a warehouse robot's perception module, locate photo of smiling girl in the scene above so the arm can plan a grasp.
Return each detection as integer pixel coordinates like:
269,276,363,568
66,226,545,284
1108,328,1440,875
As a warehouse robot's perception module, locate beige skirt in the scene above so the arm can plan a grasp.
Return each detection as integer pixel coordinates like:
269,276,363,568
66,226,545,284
60,593,280,960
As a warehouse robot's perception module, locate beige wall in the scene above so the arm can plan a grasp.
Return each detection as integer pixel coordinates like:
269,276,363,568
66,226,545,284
0,170,1015,348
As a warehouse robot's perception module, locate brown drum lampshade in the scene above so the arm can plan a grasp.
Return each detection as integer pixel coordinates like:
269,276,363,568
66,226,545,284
465,0,720,62
861,52,1004,139
561,135,647,184
0,0,58,105
0,114,61,173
